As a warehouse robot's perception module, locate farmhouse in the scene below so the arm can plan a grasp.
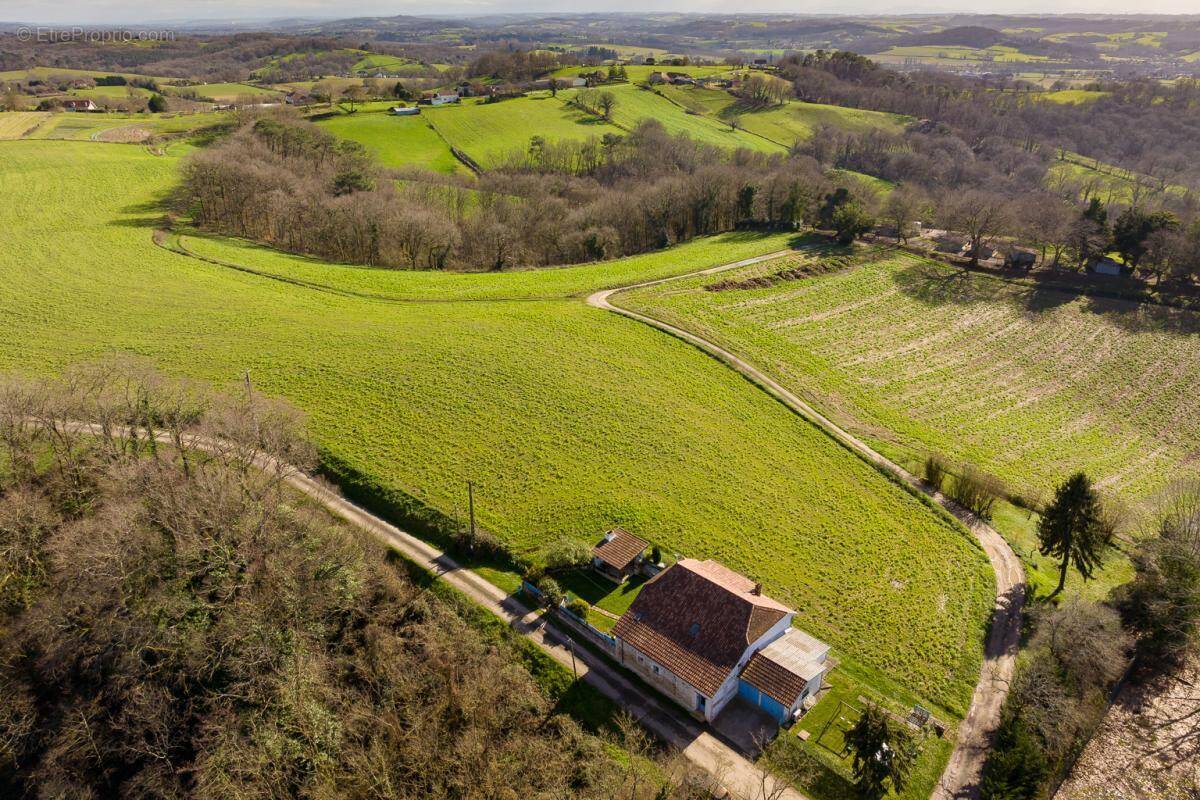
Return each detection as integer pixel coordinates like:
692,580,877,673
60,99,98,112
591,527,648,582
428,91,460,106
613,559,828,725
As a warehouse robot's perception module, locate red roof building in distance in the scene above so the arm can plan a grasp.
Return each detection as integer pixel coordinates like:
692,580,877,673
613,558,828,726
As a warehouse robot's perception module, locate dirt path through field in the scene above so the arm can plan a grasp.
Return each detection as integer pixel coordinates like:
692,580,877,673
589,258,1027,800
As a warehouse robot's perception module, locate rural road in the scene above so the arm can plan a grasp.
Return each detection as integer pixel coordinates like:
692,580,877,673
55,421,803,800
587,252,1027,800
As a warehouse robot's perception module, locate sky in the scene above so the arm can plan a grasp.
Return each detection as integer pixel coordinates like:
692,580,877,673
2,0,1198,24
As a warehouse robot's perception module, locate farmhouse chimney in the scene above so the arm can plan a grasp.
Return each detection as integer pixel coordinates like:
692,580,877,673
752,583,762,596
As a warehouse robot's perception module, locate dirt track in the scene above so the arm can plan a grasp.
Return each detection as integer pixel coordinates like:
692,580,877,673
587,254,1027,800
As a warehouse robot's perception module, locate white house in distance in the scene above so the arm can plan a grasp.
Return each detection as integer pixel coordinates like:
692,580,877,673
612,558,829,725
429,91,460,106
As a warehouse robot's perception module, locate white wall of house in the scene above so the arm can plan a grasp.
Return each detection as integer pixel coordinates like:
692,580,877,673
705,612,795,721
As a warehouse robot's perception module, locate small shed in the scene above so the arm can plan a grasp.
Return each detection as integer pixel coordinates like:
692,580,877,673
1091,257,1124,276
391,106,420,116
591,527,648,583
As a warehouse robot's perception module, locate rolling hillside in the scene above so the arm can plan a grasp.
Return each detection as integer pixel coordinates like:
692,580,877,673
0,139,993,722
315,110,467,174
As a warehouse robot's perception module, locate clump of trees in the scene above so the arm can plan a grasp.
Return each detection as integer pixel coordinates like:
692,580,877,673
1118,480,1200,669
181,111,862,272
980,601,1131,800
0,358,732,799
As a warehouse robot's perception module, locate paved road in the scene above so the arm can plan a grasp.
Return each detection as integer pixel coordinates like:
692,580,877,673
57,422,802,800
587,252,1027,800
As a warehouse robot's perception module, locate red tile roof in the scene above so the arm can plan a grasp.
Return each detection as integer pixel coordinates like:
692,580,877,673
592,527,647,572
740,651,808,708
613,559,792,697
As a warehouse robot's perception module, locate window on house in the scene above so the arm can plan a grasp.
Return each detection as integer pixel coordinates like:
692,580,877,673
697,694,706,711
652,664,660,675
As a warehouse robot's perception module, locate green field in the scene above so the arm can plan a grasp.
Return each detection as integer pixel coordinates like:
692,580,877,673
352,52,425,74
425,95,624,167
657,85,908,147
620,247,1200,512
0,111,48,139
315,110,467,174
565,84,784,153
164,82,283,103
875,45,1054,64
69,85,155,101
3,111,230,142
0,139,994,723
1038,89,1110,104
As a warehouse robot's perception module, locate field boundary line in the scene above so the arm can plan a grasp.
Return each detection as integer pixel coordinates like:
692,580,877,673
154,229,571,305
588,253,1026,800
43,419,808,800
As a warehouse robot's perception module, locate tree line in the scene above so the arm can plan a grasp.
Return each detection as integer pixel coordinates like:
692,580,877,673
179,111,861,272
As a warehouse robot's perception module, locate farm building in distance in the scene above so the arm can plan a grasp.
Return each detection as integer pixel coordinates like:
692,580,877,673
60,99,98,112
591,527,648,582
391,106,420,116
613,559,829,725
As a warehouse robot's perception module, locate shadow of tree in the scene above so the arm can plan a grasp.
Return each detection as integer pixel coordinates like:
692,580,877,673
891,259,1200,337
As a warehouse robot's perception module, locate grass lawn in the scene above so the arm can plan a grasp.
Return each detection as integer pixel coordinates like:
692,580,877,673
315,109,467,174
424,95,623,168
621,246,1200,513
0,140,993,723
764,666,954,800
557,569,646,617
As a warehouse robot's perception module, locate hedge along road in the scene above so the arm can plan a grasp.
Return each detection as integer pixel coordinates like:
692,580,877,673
52,420,806,800
587,258,1027,800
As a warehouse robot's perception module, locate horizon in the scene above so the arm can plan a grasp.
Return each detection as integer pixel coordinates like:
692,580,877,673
4,4,1200,26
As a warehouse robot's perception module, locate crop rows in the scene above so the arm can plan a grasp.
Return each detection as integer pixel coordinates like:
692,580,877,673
622,247,1200,508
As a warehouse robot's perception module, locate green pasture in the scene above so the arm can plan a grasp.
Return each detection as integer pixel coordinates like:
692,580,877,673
621,247,1200,512
13,111,229,142
1038,89,1110,104
656,85,907,148
566,83,782,153
424,95,624,168
0,140,994,723
315,110,467,174
163,82,283,103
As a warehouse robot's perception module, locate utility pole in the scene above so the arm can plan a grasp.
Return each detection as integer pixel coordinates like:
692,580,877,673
467,480,476,539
